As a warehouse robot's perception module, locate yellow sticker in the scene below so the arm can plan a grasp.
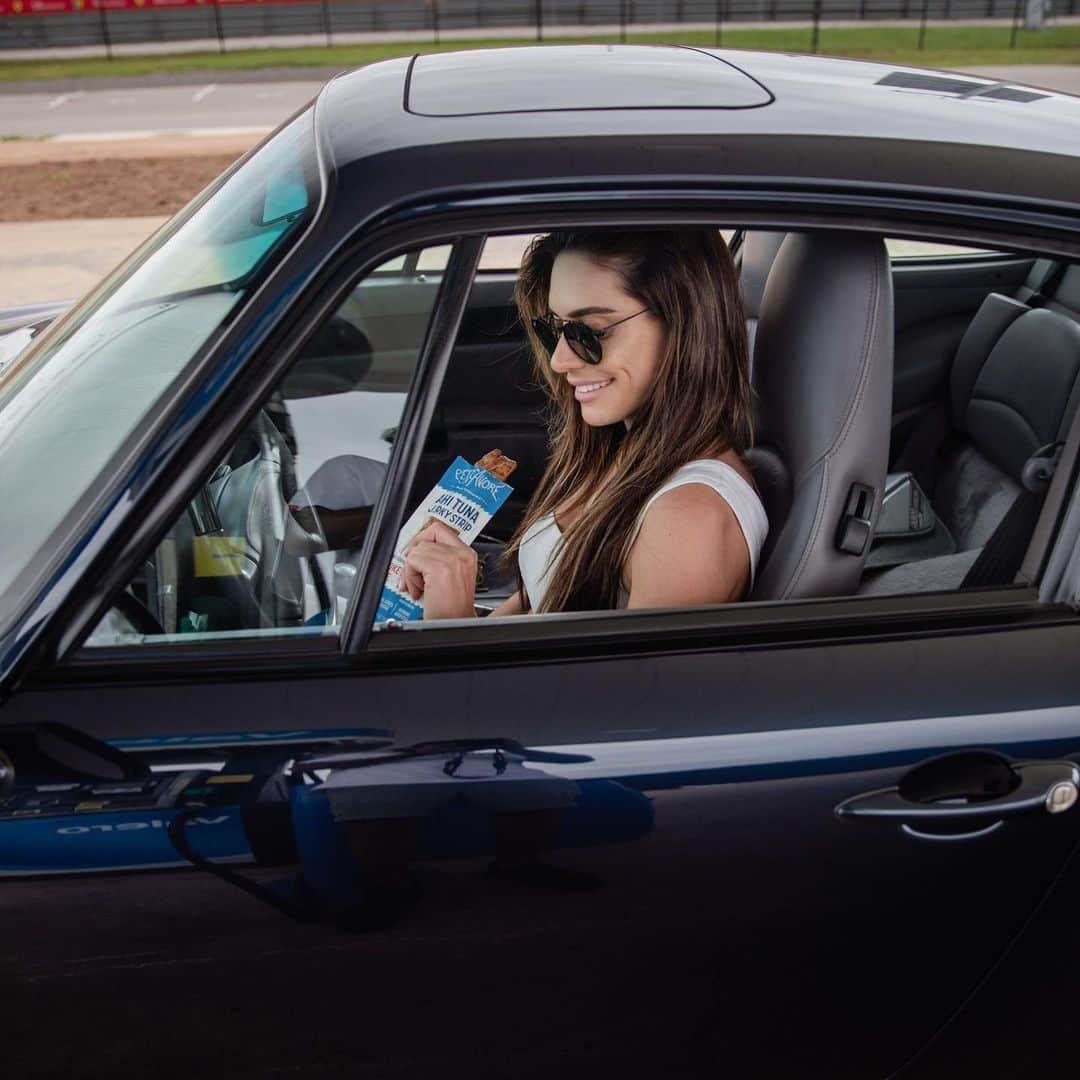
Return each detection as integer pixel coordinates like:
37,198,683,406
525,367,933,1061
11,809,42,817
207,774,254,785
75,801,107,812
193,536,249,578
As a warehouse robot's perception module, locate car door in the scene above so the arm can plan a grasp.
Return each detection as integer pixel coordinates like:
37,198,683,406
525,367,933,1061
5,228,1080,1080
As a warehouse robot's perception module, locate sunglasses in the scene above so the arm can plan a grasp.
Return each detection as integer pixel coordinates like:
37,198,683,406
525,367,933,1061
530,307,651,365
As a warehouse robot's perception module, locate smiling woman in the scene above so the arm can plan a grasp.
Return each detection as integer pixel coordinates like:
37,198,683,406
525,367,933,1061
401,228,767,620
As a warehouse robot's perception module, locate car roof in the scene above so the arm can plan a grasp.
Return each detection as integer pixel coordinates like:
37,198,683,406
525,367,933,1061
316,45,1080,220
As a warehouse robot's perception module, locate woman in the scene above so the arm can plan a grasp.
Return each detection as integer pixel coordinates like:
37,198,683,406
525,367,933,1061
402,228,768,619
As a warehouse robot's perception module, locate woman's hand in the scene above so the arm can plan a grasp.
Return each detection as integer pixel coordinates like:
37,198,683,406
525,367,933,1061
401,520,478,620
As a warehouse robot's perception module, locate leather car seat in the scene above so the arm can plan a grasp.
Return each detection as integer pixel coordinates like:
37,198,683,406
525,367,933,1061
748,232,894,601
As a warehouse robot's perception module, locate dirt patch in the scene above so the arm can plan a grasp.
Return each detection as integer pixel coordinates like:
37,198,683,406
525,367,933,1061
0,154,238,222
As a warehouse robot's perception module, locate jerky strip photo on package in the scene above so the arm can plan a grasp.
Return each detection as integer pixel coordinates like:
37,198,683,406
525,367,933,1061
375,450,517,625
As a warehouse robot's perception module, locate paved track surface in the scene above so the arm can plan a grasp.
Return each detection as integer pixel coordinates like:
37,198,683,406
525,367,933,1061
0,80,315,138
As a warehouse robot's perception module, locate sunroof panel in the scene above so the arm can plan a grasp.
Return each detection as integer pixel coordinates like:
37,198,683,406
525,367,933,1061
406,45,773,117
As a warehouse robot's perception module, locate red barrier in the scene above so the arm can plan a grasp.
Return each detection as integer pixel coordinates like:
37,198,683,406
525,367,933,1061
0,0,319,12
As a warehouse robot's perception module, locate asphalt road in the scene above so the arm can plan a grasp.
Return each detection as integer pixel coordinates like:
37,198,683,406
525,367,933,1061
1,64,1080,139
0,79,320,138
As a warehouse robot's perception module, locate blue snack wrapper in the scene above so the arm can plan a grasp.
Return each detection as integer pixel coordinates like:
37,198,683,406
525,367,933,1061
375,456,514,625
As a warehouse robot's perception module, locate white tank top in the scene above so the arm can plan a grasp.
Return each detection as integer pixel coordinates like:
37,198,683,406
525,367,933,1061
518,459,769,612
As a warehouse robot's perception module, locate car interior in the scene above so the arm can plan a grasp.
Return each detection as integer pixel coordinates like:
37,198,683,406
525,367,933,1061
88,227,1080,643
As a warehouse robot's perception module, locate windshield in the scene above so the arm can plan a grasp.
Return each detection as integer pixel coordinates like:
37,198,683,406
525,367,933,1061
0,108,320,622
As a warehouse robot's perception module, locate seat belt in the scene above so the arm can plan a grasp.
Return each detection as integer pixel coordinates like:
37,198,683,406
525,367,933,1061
1016,259,1068,308
960,443,1064,589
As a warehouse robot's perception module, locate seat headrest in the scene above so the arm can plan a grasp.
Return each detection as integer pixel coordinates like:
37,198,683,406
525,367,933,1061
952,293,1080,482
755,232,892,469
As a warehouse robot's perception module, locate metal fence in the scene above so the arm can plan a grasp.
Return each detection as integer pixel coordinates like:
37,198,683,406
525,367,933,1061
1,0,1072,52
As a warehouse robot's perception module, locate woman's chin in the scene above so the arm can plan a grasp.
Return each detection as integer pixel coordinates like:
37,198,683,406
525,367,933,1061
579,401,626,428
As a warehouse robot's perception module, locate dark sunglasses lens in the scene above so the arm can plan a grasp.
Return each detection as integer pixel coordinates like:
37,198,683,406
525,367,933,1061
530,317,558,353
565,323,602,365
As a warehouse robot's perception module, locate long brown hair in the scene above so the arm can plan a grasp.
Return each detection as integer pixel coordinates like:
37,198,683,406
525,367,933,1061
504,228,752,613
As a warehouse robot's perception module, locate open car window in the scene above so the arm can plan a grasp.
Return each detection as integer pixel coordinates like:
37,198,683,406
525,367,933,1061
371,228,1077,633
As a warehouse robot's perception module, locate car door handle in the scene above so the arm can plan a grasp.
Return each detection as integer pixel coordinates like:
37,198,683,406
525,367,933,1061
835,756,1080,832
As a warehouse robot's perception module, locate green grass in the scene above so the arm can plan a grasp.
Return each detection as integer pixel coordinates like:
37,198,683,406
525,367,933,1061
0,23,1078,83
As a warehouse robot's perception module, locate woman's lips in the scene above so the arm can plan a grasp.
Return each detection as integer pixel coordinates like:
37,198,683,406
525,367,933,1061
573,377,614,402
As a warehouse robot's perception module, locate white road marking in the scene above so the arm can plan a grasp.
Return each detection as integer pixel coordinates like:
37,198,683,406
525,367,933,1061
50,125,271,142
192,83,217,104
46,91,85,110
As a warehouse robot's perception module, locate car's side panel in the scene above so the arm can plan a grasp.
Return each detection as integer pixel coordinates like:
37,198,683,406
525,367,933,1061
6,620,1080,1078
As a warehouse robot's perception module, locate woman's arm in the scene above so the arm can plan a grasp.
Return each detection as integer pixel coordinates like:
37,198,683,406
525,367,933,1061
624,484,750,609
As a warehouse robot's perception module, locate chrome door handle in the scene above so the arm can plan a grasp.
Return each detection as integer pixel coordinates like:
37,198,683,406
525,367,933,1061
836,760,1080,825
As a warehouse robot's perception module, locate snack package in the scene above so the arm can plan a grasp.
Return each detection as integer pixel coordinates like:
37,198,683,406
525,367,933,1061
375,449,517,624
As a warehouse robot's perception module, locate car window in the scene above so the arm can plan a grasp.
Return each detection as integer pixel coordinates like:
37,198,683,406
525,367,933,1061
0,110,319,624
81,244,449,648
367,229,1077,633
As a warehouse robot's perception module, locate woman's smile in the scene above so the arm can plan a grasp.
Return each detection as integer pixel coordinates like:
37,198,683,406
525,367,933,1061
570,376,614,401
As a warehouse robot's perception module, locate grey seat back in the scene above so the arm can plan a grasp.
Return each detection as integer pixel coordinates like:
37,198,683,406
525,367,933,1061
749,232,893,601
938,294,1080,552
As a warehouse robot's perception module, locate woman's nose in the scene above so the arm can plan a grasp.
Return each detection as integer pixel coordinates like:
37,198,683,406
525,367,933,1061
549,333,585,373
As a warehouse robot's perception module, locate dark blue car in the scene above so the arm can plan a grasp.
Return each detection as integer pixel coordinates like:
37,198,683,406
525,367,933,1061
3,44,1080,1078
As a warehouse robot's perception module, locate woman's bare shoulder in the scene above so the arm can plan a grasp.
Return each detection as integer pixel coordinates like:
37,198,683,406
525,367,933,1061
625,483,750,608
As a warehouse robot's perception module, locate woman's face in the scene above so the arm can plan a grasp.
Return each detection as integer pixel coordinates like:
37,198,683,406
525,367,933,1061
546,250,666,428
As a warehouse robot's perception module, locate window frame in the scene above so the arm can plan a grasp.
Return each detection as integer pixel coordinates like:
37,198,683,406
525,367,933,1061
45,235,485,672
46,194,1080,687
